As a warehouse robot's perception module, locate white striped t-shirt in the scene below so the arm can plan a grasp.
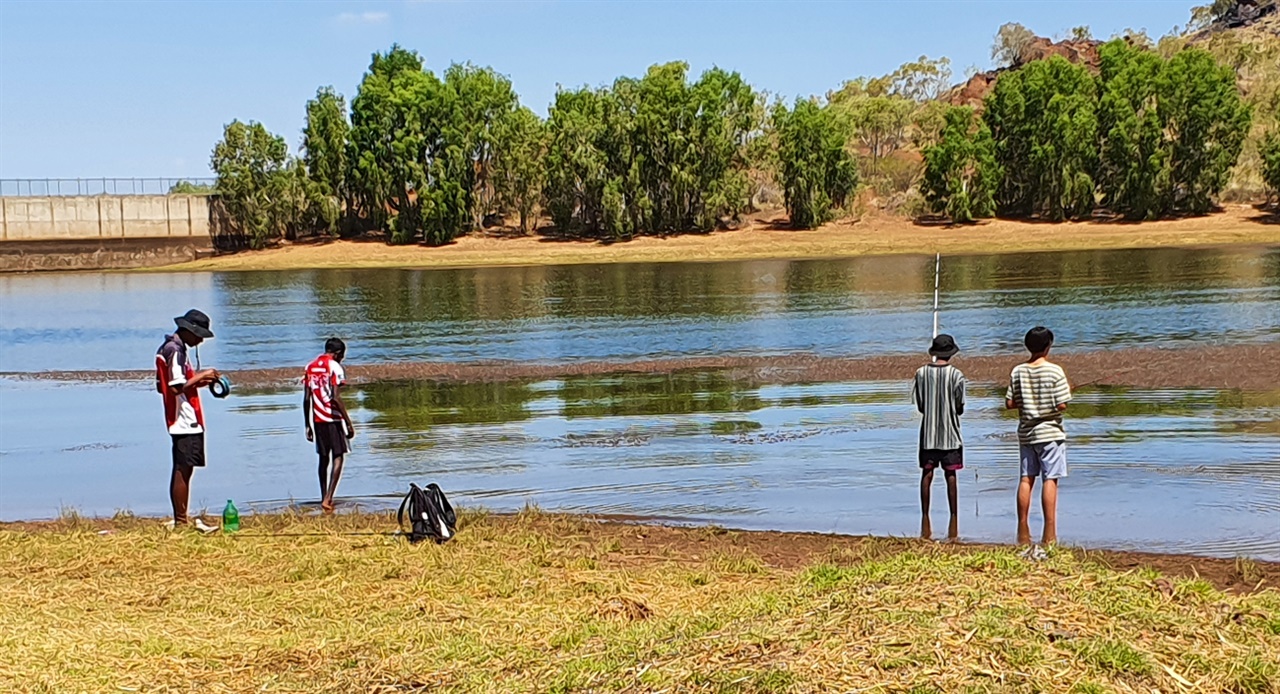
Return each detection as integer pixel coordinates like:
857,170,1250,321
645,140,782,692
911,363,966,451
1006,361,1072,444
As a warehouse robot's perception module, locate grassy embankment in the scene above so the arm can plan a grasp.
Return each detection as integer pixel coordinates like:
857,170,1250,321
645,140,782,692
160,205,1280,273
2,511,1278,693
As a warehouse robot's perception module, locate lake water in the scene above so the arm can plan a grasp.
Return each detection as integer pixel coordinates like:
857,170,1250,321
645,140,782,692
1,247,1278,559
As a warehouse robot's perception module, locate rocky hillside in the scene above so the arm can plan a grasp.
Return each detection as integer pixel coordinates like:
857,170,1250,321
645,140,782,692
940,1,1279,199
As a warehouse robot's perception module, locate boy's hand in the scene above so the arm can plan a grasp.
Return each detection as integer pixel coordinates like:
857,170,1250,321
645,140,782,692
305,427,314,443
346,422,356,440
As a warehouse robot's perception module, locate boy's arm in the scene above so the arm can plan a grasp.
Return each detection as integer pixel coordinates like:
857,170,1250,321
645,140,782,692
955,374,966,416
303,388,314,441
1054,370,1071,412
332,383,355,439
1004,370,1019,410
910,376,924,414
164,351,217,396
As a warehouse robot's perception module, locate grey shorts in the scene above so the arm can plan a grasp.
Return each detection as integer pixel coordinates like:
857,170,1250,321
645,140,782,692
1020,441,1068,480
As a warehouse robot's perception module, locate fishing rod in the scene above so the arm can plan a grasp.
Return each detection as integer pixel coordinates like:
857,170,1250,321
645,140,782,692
932,252,941,340
931,252,941,363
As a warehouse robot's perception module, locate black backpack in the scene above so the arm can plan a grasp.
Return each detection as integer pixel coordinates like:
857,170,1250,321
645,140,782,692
397,483,457,544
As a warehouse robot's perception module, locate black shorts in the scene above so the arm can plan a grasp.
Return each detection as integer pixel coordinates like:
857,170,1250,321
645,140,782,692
172,433,206,469
919,448,963,472
314,421,350,460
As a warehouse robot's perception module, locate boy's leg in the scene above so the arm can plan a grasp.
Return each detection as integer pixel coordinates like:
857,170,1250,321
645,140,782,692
920,466,934,515
318,452,329,502
1041,479,1059,545
1016,477,1035,545
169,434,203,525
1040,441,1067,545
920,464,934,539
322,455,345,512
1016,444,1040,545
170,464,193,525
944,469,959,518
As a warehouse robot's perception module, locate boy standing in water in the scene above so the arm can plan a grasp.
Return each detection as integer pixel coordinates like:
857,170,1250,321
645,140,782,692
1006,326,1072,549
911,334,966,541
156,309,221,531
304,338,354,512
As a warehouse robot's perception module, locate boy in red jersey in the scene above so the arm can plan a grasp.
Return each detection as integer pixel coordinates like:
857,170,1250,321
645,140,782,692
156,309,221,530
304,338,354,512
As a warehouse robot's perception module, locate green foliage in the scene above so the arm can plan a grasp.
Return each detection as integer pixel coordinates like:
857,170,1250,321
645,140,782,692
1158,48,1252,213
1097,40,1169,219
302,86,350,234
829,57,952,195
347,45,429,241
210,120,315,249
984,56,1099,220
1262,131,1280,202
168,180,214,195
772,98,859,228
492,106,548,233
347,49,528,245
829,94,913,178
444,63,522,229
543,62,760,238
1098,40,1251,218
921,106,999,222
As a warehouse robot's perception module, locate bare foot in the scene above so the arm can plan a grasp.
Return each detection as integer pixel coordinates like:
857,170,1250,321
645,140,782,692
1016,524,1033,546
321,500,335,513
920,515,932,541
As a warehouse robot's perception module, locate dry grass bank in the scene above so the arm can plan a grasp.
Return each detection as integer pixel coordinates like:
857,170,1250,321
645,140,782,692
2,511,1278,693
161,205,1280,273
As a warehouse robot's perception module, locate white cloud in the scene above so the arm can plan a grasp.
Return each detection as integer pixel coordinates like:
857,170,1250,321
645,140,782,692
335,11,390,25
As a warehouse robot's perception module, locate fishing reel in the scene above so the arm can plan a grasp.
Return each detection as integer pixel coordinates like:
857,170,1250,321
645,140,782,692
209,375,232,399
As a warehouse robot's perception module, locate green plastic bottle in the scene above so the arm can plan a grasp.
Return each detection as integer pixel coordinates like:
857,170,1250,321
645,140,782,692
222,499,240,533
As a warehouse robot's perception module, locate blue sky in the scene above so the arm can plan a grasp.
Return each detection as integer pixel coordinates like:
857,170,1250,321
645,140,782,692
0,0,1198,179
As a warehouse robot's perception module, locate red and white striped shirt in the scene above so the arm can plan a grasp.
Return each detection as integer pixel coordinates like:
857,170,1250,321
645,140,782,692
304,354,347,423
156,333,205,435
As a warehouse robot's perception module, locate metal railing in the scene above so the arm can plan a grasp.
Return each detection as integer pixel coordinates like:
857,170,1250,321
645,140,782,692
0,178,217,197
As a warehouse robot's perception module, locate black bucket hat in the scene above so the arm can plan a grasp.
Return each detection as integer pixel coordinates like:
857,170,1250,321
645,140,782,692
929,334,959,359
174,309,214,339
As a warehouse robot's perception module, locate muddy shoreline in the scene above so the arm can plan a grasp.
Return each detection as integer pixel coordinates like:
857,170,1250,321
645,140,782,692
5,344,1279,391
3,511,1276,594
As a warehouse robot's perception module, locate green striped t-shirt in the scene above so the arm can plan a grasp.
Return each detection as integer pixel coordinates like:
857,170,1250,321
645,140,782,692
911,363,966,451
1006,362,1072,444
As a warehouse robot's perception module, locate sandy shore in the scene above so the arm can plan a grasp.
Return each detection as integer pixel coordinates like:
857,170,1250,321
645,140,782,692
157,205,1280,273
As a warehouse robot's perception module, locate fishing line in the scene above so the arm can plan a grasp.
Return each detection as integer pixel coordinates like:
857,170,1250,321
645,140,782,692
192,344,232,398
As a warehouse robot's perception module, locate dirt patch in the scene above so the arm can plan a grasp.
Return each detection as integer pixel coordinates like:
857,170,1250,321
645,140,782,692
569,518,1280,595
9,344,1279,392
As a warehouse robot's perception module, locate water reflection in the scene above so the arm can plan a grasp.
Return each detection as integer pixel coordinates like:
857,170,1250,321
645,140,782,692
3,370,1278,559
2,246,1277,372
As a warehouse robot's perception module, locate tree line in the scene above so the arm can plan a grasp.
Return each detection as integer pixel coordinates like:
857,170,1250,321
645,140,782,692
923,40,1262,222
210,40,1276,249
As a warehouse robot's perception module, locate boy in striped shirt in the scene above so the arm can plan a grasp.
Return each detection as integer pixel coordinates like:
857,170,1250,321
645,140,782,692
911,334,966,540
1006,326,1072,547
304,338,355,512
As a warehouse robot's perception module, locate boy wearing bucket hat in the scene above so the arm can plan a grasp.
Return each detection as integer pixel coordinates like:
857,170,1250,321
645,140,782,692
911,334,966,540
155,309,221,531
